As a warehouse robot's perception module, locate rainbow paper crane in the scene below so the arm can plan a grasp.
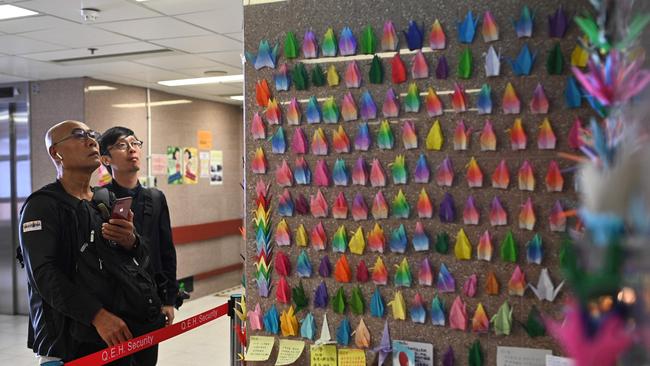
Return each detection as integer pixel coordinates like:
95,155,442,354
253,180,273,297
425,87,444,117
352,192,368,221
430,19,446,49
382,88,400,117
394,258,412,287
382,21,399,51
321,27,337,57
411,50,429,79
463,196,480,225
286,97,301,125
451,83,468,112
246,40,279,70
502,82,521,114
341,92,358,122
480,120,497,150
519,197,536,230
302,30,318,58
513,5,534,38
482,11,499,42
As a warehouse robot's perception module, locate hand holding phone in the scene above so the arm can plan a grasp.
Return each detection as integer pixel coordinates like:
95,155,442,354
111,197,133,220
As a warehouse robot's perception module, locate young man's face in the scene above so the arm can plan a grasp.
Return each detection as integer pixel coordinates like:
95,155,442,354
104,135,142,174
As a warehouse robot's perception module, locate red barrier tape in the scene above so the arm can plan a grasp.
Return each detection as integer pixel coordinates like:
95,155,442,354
66,303,229,366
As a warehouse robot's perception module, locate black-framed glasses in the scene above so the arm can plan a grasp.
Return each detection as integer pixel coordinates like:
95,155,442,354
109,139,144,151
52,128,101,146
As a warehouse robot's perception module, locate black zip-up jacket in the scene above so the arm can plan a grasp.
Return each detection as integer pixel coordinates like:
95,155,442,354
106,181,178,306
19,181,150,360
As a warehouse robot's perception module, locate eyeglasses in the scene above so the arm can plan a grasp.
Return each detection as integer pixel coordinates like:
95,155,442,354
52,128,101,146
109,139,144,151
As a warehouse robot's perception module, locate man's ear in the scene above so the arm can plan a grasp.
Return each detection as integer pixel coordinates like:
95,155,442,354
101,155,111,166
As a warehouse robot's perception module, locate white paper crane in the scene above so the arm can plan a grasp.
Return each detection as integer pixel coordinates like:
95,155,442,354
528,268,564,302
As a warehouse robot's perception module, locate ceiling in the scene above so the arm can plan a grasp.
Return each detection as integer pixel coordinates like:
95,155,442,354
0,0,247,104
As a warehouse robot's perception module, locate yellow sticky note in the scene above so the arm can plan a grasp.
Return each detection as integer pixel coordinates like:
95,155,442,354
244,336,275,361
275,339,305,365
338,348,366,366
310,344,337,366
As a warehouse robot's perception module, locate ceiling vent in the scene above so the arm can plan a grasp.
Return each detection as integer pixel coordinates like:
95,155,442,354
51,49,175,65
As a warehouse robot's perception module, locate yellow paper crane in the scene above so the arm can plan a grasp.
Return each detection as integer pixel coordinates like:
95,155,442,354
426,120,444,150
349,227,366,255
454,228,472,260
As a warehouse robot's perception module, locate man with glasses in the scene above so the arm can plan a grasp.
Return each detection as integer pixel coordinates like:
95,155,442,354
18,120,157,365
99,127,179,365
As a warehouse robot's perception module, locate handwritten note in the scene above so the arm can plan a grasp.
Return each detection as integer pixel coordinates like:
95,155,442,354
275,339,304,365
338,348,366,366
394,340,433,366
546,355,575,366
497,346,552,366
244,336,275,361
310,344,337,366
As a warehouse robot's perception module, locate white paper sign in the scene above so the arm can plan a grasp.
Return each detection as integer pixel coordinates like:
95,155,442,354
497,347,552,366
546,355,574,366
393,340,434,366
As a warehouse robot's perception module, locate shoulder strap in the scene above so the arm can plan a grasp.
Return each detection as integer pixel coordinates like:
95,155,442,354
142,188,162,238
92,187,115,221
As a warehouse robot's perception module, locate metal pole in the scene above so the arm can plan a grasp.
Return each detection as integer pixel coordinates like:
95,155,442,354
146,88,153,187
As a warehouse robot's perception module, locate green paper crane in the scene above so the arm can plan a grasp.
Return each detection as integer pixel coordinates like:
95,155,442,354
350,286,365,315
546,42,564,75
333,286,347,314
500,231,517,262
284,31,299,59
311,64,326,87
458,47,473,79
292,281,309,312
522,306,546,337
469,340,483,366
436,232,450,254
560,237,624,304
291,63,309,90
369,55,384,84
360,25,377,54
490,301,513,336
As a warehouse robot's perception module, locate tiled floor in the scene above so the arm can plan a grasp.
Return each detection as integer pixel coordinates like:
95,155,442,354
0,288,241,365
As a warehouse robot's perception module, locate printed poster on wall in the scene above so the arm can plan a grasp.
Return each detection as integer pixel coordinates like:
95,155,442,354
197,130,212,150
151,153,168,176
199,151,210,178
209,150,223,185
166,146,183,185
183,147,198,184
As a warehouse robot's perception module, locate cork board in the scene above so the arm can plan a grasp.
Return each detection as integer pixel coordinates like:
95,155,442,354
244,0,591,364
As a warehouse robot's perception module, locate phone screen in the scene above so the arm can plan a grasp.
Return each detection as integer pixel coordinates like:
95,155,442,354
111,197,133,220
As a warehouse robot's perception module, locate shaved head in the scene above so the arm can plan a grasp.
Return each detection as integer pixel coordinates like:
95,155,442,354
45,120,87,152
45,120,100,175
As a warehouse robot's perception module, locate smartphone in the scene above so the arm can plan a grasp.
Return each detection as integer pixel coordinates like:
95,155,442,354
111,197,133,220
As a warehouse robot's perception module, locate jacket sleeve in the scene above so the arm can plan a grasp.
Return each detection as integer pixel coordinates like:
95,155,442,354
158,193,178,305
19,196,103,326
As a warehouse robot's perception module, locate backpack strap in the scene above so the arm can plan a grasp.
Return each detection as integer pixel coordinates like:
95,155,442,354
142,188,162,239
92,187,115,221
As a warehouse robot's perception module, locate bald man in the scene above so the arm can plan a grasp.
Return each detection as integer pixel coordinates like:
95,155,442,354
18,121,161,365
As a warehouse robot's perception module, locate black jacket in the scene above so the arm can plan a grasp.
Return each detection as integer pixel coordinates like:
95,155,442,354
19,181,151,360
106,181,178,306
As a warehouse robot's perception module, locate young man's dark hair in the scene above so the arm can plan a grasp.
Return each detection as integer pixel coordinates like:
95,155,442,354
98,126,179,363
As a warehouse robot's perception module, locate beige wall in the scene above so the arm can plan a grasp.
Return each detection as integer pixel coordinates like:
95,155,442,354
29,78,85,190
28,77,244,298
